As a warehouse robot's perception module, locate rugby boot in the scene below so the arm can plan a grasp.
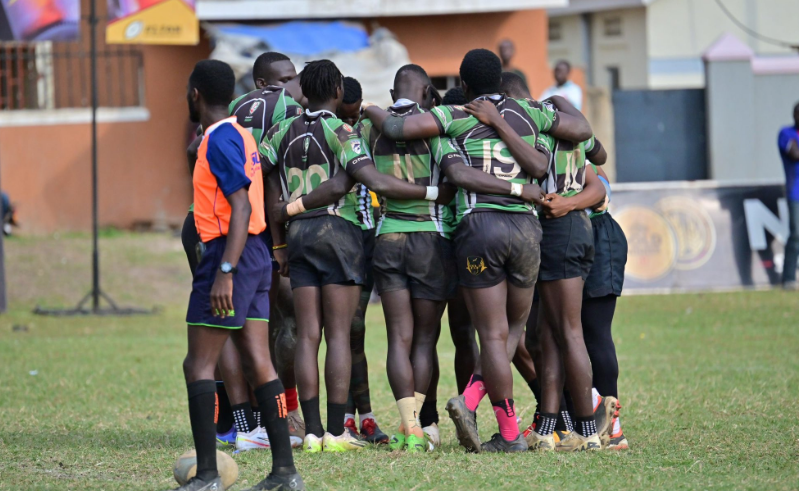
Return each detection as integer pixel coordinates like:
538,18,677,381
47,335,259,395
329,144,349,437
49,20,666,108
170,477,223,491
343,415,358,435
405,434,428,453
322,428,368,452
360,417,389,444
594,395,619,447
555,431,602,452
287,410,305,449
607,415,629,450
423,423,440,451
446,395,481,453
216,427,236,448
302,434,322,454
235,427,270,452
553,429,571,444
523,425,555,452
243,469,305,491
481,433,528,453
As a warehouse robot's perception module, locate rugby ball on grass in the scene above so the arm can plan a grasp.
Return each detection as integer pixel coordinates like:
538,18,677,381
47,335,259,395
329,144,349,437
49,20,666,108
173,449,238,489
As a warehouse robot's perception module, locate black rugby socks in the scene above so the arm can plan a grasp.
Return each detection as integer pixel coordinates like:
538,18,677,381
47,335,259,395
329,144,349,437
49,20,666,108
187,380,219,482
215,381,234,433
327,402,347,437
231,402,256,433
300,397,324,438
254,379,296,474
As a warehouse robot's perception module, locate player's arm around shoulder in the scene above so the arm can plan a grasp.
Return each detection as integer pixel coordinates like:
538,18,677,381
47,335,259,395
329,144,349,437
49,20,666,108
584,135,607,165
464,99,549,179
363,104,441,141
436,136,543,204
536,96,592,143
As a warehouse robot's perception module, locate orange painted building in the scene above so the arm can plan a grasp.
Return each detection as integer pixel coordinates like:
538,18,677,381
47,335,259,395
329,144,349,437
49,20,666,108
1,2,561,234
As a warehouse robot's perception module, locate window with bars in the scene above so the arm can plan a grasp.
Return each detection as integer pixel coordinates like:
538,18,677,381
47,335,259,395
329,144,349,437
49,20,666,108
0,17,144,111
549,20,562,42
431,75,460,93
604,16,623,37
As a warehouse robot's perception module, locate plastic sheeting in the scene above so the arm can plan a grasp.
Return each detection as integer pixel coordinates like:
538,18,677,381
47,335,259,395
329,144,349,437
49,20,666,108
206,21,410,108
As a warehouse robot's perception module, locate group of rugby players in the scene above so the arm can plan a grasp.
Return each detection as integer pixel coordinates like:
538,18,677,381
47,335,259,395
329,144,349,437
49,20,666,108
175,46,628,491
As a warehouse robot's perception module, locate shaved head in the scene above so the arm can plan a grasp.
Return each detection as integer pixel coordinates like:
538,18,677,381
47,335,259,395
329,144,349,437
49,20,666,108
391,64,435,109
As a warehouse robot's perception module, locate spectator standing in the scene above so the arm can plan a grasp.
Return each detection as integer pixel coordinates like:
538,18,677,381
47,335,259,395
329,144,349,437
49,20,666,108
778,102,799,289
498,40,528,88
540,60,582,111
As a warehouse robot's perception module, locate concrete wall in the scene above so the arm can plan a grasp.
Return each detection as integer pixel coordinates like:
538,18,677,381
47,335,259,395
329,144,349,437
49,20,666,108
548,7,648,90
547,13,584,70
376,10,552,98
648,0,799,89
591,7,648,89
705,36,799,183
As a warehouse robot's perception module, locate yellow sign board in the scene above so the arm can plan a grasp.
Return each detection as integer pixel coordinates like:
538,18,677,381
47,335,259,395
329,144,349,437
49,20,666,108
106,0,198,45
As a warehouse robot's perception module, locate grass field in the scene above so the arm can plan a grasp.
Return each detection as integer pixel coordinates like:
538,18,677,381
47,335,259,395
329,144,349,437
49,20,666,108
0,232,797,490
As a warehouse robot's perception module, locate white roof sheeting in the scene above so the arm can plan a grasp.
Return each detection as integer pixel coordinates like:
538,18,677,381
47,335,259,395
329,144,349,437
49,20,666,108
548,0,656,17
197,0,567,20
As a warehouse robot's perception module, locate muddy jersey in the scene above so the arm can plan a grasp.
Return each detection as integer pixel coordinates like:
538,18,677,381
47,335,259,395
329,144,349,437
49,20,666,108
359,101,460,238
260,109,372,227
429,95,556,220
228,86,303,145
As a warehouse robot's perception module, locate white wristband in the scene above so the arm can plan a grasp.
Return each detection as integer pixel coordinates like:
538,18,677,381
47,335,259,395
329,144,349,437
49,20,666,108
425,186,439,201
510,183,523,197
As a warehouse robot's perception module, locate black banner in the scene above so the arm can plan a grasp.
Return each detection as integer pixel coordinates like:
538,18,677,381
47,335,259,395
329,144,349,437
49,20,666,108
611,182,789,292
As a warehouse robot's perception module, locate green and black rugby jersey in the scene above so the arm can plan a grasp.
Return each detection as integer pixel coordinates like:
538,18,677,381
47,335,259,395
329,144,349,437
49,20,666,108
429,95,556,220
359,100,461,238
260,109,372,227
586,162,608,219
228,86,303,145
537,134,598,198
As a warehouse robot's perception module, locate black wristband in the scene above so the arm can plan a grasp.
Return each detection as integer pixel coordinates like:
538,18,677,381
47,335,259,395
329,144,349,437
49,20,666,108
586,139,603,160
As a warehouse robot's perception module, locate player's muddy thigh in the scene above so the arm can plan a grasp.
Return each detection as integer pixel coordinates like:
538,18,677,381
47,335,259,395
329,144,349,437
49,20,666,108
462,282,515,402
503,215,540,382
456,213,540,400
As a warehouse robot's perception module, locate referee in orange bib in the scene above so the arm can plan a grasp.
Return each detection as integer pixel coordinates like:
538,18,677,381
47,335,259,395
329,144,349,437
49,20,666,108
173,59,303,491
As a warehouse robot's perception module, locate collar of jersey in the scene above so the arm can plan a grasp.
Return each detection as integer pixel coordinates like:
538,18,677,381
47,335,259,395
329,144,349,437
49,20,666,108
204,116,237,136
305,108,336,119
391,98,416,108
474,94,503,102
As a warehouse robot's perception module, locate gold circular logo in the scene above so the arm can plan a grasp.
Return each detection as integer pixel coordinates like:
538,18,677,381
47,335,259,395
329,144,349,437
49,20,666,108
655,197,716,270
614,206,677,281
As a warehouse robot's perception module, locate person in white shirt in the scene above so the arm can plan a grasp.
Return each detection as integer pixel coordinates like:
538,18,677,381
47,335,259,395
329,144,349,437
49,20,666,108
540,60,582,111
